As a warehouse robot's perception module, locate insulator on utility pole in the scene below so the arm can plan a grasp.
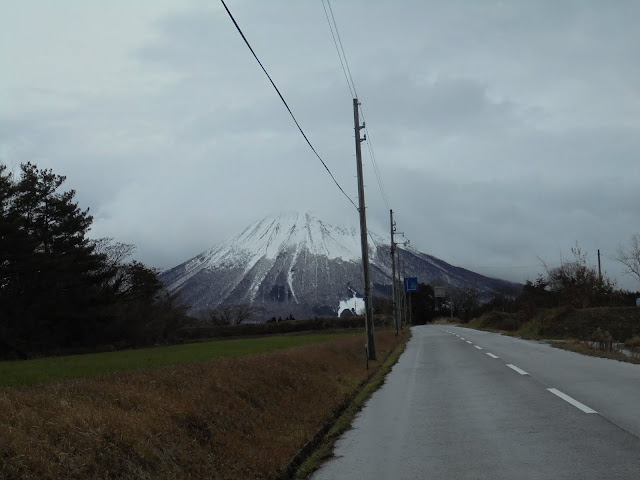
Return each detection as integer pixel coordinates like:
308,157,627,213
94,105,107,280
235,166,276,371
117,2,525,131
353,98,375,361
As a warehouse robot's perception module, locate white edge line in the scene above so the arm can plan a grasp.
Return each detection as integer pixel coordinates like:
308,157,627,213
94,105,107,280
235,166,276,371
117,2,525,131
486,353,499,358
506,364,528,375
547,388,597,414
474,345,483,350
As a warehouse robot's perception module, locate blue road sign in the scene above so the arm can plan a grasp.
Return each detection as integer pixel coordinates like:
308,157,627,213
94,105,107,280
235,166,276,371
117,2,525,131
404,277,418,292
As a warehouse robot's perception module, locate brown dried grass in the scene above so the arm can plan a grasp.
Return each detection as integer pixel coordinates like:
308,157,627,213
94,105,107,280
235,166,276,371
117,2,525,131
550,338,640,364
0,331,401,479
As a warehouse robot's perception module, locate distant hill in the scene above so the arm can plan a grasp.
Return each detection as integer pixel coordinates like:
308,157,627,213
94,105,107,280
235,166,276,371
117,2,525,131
160,212,521,320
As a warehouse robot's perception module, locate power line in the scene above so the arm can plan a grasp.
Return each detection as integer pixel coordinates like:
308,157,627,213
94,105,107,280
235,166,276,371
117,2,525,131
321,0,354,99
366,228,380,250
220,0,357,211
359,105,391,210
321,0,391,211
323,0,358,98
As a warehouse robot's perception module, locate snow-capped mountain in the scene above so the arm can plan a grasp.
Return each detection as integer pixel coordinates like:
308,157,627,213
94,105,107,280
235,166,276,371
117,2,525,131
160,212,519,320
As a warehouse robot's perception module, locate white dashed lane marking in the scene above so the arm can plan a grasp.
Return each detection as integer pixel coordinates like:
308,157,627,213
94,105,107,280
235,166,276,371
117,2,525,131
506,364,528,375
442,330,597,415
547,388,597,414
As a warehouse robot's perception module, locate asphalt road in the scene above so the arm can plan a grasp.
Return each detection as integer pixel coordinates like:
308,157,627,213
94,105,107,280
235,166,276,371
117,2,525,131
311,325,640,479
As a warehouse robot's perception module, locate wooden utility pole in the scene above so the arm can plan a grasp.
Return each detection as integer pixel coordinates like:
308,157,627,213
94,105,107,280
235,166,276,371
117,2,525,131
397,244,404,328
390,210,398,336
354,98,375,360
598,249,602,281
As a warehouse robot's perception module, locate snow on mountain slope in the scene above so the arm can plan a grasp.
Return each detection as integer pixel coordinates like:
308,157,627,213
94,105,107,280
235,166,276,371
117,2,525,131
160,211,519,320
164,212,378,292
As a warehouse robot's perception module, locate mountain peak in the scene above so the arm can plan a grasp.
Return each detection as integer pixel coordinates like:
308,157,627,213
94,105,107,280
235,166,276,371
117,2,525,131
233,211,363,263
160,212,520,320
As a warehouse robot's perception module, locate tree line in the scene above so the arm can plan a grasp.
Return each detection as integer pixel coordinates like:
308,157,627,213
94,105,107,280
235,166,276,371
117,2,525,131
459,242,640,326
389,239,640,326
3,162,639,358
0,163,189,359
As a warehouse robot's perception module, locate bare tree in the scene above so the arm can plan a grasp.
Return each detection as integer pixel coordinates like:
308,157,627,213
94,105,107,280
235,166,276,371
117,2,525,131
448,286,480,321
233,304,265,324
200,304,265,326
194,308,227,326
539,243,615,308
91,237,136,266
90,237,136,293
214,305,236,325
615,233,640,285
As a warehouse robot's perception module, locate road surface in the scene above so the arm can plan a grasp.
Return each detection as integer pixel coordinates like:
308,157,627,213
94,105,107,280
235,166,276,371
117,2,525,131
311,325,640,479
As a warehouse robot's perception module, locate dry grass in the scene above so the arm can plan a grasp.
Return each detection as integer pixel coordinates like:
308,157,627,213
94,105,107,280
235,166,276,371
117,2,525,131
549,338,640,364
0,331,403,479
625,335,640,354
430,317,460,325
294,329,410,479
466,311,519,332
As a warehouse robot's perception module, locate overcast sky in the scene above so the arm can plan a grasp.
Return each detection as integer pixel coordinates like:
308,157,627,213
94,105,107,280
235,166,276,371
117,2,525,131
2,0,639,290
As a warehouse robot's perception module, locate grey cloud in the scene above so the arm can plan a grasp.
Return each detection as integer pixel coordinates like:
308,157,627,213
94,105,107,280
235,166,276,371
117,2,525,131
2,0,640,292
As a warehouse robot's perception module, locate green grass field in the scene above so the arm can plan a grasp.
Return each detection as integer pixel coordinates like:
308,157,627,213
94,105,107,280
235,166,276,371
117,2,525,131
0,332,356,388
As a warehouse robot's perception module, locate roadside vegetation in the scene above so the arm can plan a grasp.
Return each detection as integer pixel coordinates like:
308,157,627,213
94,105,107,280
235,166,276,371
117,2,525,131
461,243,640,364
0,330,406,479
293,330,409,479
0,332,355,388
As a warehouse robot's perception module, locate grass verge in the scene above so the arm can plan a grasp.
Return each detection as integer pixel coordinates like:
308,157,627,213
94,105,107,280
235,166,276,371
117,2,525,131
293,329,410,479
464,308,640,364
0,332,353,388
0,330,405,479
549,339,640,364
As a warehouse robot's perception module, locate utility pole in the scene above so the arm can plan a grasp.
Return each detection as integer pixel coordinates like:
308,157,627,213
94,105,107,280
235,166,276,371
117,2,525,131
397,244,405,328
354,98,375,361
390,210,398,336
598,249,602,282
393,229,405,331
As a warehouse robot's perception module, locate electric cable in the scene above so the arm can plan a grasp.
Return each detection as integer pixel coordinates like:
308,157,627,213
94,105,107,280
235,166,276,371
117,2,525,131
220,0,358,211
359,105,391,210
321,0,391,211
322,0,355,99
325,0,358,98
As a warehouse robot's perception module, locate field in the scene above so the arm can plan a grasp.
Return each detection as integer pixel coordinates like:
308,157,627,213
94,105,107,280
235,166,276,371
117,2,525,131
0,329,406,479
0,332,353,388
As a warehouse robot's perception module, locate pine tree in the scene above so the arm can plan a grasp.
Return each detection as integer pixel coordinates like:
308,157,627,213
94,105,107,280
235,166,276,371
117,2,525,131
1,163,107,352
1,162,188,357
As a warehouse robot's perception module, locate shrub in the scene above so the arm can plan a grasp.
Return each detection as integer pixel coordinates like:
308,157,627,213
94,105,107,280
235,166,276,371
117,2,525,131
591,327,614,352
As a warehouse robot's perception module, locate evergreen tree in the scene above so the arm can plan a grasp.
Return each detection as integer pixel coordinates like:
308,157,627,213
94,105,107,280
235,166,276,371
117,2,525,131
1,162,188,357
0,163,106,350
410,283,436,324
